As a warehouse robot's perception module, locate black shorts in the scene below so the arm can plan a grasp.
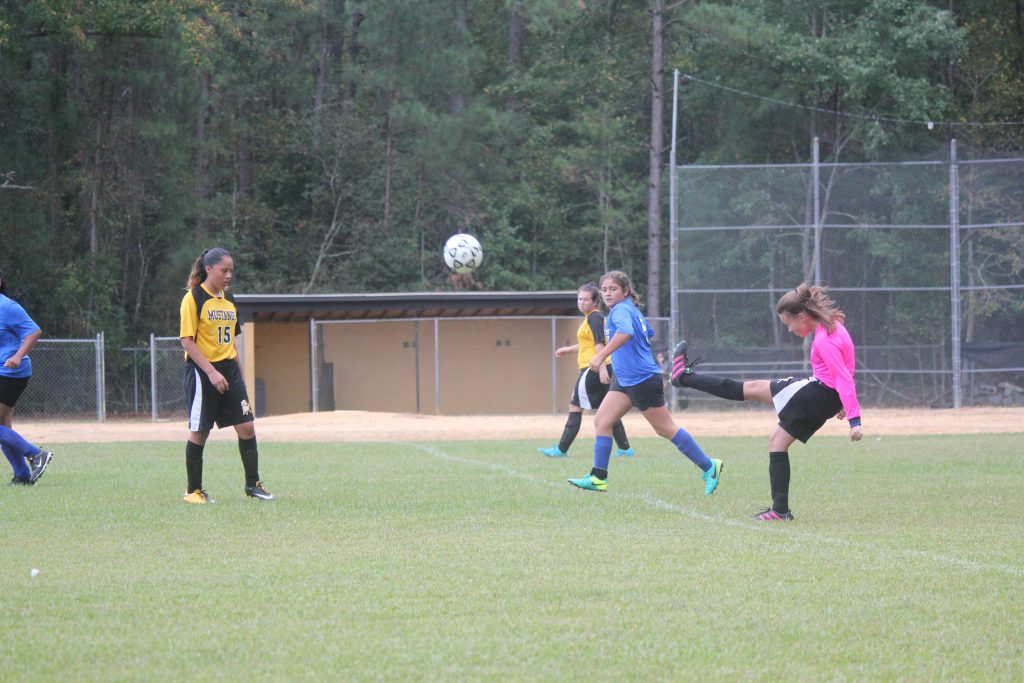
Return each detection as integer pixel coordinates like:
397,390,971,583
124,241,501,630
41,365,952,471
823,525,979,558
183,359,254,432
0,375,29,407
770,376,843,443
609,373,665,411
570,367,613,410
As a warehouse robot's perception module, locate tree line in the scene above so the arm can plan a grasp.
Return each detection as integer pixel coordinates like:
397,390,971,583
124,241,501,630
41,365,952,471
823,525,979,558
1,0,1021,352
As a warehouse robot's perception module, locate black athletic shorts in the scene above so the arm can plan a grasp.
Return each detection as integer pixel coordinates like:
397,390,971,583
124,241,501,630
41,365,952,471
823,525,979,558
770,376,843,443
570,367,613,410
609,373,665,411
0,375,29,407
183,358,254,432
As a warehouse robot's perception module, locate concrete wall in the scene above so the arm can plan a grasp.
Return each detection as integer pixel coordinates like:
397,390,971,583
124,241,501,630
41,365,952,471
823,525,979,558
253,317,587,416
253,322,310,416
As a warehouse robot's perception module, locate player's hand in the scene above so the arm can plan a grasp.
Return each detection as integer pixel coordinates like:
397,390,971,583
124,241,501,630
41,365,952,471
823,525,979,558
3,356,21,369
850,425,863,442
836,409,846,420
555,347,571,358
207,369,229,394
598,366,610,384
588,356,604,373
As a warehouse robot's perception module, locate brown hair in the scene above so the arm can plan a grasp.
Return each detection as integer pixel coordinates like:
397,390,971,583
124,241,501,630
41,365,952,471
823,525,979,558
578,282,600,304
600,270,642,307
776,283,845,333
187,248,232,289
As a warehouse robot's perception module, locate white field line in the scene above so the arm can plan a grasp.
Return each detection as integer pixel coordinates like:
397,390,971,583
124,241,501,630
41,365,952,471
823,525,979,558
409,443,1024,578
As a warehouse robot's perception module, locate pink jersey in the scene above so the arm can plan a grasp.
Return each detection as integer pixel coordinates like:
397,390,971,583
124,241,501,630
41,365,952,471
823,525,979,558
810,321,861,421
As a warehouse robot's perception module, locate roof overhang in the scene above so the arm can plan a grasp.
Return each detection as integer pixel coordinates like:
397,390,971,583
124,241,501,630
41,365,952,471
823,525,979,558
234,291,579,323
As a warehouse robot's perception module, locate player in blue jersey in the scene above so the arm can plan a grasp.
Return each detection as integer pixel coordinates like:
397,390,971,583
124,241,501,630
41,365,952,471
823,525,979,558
538,283,633,458
567,271,722,495
0,270,53,485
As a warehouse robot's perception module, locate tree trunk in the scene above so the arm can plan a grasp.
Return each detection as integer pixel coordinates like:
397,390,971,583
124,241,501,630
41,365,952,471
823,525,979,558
47,45,64,245
646,0,665,316
508,3,524,69
194,71,215,240
346,7,365,102
313,0,333,141
237,134,253,196
383,90,396,229
451,0,468,115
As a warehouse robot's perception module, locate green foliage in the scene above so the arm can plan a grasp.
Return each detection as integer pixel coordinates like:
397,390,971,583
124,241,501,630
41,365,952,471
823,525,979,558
0,0,1018,346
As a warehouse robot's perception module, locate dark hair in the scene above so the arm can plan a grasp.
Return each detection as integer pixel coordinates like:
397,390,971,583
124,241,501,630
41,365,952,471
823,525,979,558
776,283,845,333
0,268,6,297
599,270,642,307
578,282,600,304
187,248,232,289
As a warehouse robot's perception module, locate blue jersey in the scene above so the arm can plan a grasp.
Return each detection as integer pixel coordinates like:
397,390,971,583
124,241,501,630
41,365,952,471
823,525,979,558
604,299,660,386
0,295,40,379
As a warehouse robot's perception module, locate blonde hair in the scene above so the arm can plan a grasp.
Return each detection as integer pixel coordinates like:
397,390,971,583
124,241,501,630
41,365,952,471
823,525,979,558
187,248,231,289
776,283,845,333
600,270,642,307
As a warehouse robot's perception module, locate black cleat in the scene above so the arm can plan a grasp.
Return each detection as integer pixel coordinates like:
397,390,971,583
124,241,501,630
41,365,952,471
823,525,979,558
28,450,52,483
8,475,34,486
245,481,275,501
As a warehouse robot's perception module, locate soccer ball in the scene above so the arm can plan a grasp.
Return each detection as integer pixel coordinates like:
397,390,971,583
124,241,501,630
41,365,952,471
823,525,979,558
443,233,483,274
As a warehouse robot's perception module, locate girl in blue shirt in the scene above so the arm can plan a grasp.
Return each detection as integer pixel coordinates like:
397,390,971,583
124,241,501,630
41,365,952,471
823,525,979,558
0,270,52,485
568,271,722,495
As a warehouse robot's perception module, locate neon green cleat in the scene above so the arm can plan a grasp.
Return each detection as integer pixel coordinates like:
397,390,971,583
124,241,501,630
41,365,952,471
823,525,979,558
568,474,607,492
702,459,723,495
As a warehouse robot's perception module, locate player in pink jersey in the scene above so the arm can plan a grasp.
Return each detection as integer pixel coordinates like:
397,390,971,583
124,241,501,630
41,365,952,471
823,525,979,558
670,284,863,521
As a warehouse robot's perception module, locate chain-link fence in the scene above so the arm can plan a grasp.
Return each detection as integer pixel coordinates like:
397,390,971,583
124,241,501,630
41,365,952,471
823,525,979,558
15,335,106,420
15,334,188,422
670,138,1024,409
147,336,188,421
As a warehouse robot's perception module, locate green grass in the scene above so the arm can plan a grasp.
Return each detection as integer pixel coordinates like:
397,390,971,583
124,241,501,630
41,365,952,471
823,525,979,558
1,433,1022,681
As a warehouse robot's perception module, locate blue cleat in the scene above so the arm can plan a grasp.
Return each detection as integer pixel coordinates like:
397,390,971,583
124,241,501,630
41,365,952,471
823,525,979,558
538,445,568,457
568,474,607,492
702,458,723,495
614,448,635,457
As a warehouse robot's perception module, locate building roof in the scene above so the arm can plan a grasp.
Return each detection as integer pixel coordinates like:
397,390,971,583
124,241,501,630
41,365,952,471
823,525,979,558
234,291,579,323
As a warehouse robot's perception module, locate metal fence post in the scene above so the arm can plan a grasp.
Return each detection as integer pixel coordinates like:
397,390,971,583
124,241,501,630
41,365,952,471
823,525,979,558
96,332,106,421
150,333,158,421
551,317,558,414
949,138,962,409
309,318,318,413
433,318,440,415
812,136,822,286
670,69,681,408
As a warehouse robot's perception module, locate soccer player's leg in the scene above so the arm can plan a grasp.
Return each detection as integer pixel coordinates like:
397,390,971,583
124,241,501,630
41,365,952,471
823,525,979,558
569,391,631,492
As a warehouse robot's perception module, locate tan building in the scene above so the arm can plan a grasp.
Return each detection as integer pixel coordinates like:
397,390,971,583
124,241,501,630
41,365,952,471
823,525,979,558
235,291,583,416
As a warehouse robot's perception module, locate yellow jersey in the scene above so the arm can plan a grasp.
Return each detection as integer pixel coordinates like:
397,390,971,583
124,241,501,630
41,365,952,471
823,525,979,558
576,310,611,369
179,283,241,362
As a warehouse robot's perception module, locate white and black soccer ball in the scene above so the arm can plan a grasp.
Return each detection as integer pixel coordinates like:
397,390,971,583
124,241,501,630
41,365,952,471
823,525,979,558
443,233,483,274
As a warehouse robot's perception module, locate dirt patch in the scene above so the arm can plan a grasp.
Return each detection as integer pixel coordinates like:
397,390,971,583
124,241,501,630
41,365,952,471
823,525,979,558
21,407,1023,444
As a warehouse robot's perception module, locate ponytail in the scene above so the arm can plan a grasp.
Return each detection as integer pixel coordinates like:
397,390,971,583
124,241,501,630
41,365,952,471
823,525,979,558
776,283,845,333
187,248,231,289
0,269,6,297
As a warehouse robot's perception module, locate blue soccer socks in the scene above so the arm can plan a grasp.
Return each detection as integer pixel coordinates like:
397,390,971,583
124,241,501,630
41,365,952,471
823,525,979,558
671,428,712,472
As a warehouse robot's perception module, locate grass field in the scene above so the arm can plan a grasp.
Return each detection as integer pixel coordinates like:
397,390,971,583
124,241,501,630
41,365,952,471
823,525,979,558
1,433,1022,681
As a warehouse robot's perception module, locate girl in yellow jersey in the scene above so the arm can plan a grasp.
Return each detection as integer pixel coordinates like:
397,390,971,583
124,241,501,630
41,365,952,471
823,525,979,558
179,248,273,504
538,283,633,458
